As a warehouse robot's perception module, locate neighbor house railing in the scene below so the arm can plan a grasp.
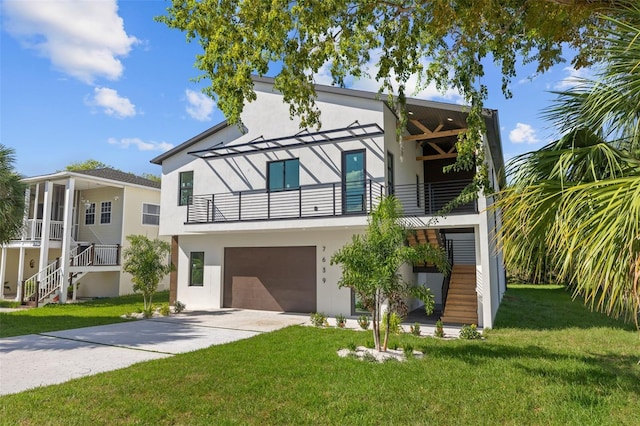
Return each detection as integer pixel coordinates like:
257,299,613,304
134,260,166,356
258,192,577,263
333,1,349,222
187,180,385,224
24,219,64,241
71,244,121,266
22,259,63,305
186,179,476,224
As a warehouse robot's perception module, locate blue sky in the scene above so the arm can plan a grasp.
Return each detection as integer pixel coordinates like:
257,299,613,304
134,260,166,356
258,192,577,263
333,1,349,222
1,0,588,178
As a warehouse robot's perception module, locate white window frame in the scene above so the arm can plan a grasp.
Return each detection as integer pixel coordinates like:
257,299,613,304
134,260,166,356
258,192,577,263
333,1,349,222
84,203,96,225
100,201,112,225
142,203,160,226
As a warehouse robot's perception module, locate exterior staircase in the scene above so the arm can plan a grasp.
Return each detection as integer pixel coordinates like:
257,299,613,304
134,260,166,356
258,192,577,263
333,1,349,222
22,260,63,307
408,229,443,269
441,264,478,325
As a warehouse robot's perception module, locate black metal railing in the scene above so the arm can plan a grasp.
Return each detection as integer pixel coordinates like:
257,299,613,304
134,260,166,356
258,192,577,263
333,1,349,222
391,179,476,216
186,178,476,225
441,238,454,313
187,180,385,224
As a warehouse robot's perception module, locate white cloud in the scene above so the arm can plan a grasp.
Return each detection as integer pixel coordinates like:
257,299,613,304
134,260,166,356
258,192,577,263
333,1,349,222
88,87,136,118
553,66,591,90
509,123,540,144
2,0,138,83
185,89,215,121
107,137,173,152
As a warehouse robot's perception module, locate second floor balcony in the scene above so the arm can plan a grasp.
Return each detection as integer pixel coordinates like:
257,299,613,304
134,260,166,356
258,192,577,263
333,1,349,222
186,179,476,225
22,219,64,241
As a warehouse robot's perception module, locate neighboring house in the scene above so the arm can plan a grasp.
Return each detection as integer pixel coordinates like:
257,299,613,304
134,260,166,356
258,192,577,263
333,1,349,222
0,168,166,305
151,77,507,327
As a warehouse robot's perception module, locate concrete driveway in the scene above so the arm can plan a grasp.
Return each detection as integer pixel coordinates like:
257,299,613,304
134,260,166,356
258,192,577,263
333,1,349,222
0,309,307,396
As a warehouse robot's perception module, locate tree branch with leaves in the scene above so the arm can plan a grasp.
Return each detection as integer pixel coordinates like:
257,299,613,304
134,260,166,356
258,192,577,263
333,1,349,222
0,145,26,244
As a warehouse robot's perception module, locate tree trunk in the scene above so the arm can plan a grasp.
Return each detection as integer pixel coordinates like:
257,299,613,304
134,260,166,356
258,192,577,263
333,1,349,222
373,290,381,351
382,310,391,351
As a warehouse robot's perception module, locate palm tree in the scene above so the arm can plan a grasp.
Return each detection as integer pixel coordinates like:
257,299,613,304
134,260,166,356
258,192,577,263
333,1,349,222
496,1,640,327
0,145,26,244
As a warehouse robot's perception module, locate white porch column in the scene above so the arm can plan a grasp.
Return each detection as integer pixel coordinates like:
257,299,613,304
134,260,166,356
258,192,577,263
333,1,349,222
0,246,6,298
22,187,31,241
59,177,75,303
16,246,25,301
38,181,53,278
31,184,40,240
475,194,494,329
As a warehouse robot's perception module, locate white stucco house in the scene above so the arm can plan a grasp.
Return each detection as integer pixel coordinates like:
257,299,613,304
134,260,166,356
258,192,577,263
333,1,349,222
151,77,506,327
0,168,167,305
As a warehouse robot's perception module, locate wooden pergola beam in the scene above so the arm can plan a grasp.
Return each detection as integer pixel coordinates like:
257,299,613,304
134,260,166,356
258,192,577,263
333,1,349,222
404,127,466,141
416,153,458,161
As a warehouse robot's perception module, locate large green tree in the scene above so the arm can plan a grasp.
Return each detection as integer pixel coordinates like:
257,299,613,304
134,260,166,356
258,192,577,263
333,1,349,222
331,196,449,351
158,0,616,187
0,145,26,244
497,2,640,327
65,159,112,171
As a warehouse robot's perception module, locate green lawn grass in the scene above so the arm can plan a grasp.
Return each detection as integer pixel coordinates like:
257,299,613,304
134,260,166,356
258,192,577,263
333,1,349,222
0,285,638,425
0,291,169,338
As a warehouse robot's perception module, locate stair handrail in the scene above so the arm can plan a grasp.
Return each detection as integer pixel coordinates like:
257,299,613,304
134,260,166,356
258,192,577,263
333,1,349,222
22,259,61,302
71,245,94,267
36,267,63,304
441,235,454,313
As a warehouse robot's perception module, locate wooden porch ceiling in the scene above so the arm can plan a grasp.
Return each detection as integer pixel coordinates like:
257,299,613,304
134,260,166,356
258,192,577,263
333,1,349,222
406,119,465,161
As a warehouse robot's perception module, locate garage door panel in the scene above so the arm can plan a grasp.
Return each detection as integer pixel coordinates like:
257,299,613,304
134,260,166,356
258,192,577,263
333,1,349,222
223,246,316,313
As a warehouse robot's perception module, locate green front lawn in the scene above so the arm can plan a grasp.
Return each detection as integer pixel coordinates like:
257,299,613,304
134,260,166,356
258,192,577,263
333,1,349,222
0,292,168,337
1,285,638,425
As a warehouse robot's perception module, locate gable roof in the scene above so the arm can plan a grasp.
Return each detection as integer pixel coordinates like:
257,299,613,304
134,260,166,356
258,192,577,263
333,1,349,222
72,168,160,189
151,120,229,165
23,167,161,190
150,77,504,186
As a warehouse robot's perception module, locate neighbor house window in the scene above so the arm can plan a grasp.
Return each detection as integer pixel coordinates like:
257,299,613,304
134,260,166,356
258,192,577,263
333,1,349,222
142,203,160,225
268,159,299,191
189,252,204,286
84,203,96,225
100,201,112,224
179,171,194,205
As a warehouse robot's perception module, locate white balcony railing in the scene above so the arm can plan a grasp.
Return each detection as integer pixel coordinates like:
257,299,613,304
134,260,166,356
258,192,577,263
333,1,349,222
24,219,64,241
71,244,121,267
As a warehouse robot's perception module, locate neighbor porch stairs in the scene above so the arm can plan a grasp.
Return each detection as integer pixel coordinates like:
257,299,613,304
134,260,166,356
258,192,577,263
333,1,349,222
22,243,120,306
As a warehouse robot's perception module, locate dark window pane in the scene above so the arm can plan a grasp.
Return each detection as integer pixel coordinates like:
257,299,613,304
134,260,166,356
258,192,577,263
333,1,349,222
268,161,284,191
268,159,298,192
189,252,204,286
179,171,193,205
284,159,299,189
85,203,95,225
343,151,365,213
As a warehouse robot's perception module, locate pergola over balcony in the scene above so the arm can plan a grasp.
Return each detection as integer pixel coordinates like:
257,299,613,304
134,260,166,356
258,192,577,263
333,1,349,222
188,122,385,160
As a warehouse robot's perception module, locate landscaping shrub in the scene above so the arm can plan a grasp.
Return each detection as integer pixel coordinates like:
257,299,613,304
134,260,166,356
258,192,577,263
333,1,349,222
459,324,482,339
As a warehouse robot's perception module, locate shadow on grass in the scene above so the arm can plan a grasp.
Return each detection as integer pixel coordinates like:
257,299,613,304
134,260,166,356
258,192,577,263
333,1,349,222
494,286,637,331
423,341,640,396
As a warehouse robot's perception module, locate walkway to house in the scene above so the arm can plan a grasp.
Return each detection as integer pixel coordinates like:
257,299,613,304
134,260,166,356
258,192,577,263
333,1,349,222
0,309,307,396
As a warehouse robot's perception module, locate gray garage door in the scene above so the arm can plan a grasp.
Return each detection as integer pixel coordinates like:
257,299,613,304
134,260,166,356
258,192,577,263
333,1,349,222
223,246,317,313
